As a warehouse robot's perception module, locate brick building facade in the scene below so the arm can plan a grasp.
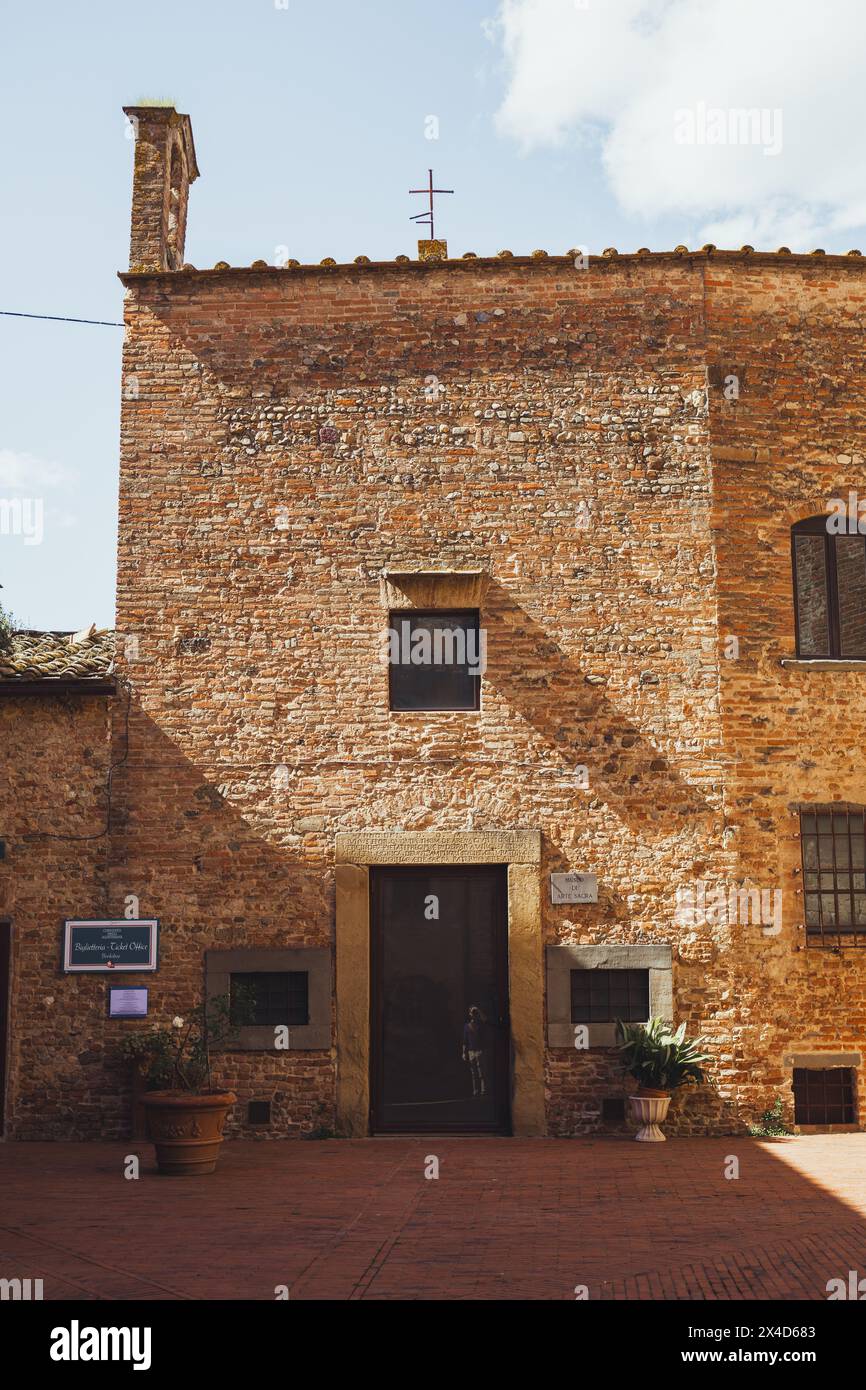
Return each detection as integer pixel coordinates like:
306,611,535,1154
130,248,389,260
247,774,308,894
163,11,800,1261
1,105,865,1140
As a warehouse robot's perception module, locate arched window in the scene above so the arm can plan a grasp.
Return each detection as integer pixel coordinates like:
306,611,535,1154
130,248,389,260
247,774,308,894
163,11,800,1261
792,514,866,659
165,143,185,271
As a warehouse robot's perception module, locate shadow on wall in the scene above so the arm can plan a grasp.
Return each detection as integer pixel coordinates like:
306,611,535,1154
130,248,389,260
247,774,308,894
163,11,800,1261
482,579,718,841
111,291,735,1141
14,688,734,1143
129,271,703,397
545,1059,773,1139
9,700,335,1142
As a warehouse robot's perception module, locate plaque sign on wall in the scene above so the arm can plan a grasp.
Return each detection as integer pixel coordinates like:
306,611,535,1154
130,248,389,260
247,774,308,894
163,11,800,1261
550,873,598,906
62,920,159,973
109,987,149,1018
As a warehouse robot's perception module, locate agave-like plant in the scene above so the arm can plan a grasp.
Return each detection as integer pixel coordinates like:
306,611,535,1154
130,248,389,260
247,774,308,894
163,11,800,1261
616,1016,712,1093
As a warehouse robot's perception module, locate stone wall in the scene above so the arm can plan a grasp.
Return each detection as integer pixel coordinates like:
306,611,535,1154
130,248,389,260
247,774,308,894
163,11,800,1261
111,251,732,1138
0,692,117,1138
709,260,866,1131
5,121,866,1138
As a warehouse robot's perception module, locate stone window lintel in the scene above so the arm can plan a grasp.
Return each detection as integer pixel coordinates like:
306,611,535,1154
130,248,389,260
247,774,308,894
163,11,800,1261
546,943,673,1048
206,946,331,1051
380,569,489,610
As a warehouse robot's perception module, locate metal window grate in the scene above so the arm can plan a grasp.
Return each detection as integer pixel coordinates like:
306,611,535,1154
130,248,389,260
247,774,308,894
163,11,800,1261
231,971,309,1027
793,1067,856,1125
800,807,866,948
570,968,650,1024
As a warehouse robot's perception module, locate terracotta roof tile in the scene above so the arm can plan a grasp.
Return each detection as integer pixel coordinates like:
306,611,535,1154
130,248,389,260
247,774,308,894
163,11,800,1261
126,245,865,280
0,628,115,681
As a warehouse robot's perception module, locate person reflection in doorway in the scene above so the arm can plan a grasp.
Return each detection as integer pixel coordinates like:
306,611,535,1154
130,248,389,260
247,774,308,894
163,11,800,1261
462,1005,487,1098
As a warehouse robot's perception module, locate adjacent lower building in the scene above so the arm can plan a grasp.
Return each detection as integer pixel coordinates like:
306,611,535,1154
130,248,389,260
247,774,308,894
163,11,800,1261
2,105,866,1140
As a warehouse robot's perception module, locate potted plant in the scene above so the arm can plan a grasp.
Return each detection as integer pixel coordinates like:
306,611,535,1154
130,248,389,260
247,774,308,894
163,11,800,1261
119,990,250,1175
617,1017,711,1142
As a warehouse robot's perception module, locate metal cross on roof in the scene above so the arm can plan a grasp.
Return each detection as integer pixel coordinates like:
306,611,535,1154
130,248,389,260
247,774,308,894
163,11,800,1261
409,169,454,241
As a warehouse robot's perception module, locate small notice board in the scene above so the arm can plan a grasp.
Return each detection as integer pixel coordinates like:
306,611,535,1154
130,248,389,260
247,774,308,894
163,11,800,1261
109,987,149,1018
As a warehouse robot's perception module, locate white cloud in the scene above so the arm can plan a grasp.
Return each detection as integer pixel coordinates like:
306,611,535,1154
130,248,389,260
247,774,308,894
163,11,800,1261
0,449,77,492
491,0,866,248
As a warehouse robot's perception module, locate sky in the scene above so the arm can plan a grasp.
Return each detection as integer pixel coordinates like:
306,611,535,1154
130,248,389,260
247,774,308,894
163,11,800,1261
3,0,866,631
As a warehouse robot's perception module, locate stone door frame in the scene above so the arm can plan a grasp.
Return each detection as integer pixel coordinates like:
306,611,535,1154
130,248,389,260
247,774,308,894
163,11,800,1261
335,831,544,1137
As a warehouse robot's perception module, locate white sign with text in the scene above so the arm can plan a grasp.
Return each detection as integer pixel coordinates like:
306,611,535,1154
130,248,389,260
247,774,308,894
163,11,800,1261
550,873,598,905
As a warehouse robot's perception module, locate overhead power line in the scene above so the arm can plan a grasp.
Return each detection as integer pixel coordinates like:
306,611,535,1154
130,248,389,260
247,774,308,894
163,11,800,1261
0,310,124,327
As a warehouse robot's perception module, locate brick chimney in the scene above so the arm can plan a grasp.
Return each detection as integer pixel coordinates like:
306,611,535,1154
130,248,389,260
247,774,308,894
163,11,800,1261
124,105,199,272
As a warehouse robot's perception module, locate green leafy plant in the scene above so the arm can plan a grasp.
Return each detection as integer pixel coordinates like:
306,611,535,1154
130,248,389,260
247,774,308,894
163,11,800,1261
119,1027,173,1088
616,1017,712,1093
0,603,19,655
748,1097,794,1137
119,988,254,1093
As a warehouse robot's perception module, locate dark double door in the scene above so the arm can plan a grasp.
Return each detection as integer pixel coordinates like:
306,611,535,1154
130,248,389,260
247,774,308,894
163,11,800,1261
371,866,510,1134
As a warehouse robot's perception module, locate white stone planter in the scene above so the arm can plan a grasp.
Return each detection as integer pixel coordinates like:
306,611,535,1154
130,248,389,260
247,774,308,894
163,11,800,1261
629,1092,672,1142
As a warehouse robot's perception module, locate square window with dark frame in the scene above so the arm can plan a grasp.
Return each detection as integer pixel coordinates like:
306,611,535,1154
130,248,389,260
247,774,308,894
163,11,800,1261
570,968,650,1024
230,971,309,1027
800,808,866,947
793,1067,856,1125
388,610,483,711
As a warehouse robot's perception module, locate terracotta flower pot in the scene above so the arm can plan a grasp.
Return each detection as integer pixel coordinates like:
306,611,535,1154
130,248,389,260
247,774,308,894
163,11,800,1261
141,1090,236,1175
629,1089,672,1142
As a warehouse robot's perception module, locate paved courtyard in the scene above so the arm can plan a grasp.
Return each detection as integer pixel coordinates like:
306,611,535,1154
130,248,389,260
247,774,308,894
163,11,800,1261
1,1134,865,1300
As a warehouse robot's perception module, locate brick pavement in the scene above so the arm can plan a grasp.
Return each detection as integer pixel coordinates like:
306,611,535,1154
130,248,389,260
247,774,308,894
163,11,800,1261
1,1135,865,1300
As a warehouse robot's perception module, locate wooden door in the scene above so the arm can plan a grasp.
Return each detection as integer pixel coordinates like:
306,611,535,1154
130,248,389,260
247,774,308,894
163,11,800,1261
371,866,510,1134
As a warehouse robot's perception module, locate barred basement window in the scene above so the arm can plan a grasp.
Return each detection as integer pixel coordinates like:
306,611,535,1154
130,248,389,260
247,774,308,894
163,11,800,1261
388,610,482,711
570,968,650,1024
793,1067,856,1125
230,971,309,1027
792,516,866,659
800,808,866,947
